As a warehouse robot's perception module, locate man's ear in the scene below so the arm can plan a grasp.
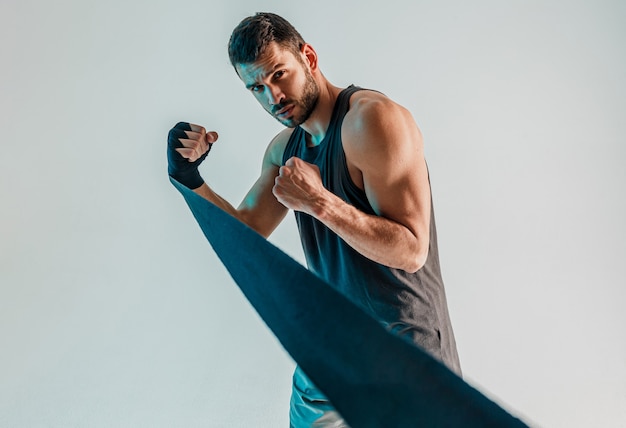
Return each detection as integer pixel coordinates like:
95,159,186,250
301,43,318,73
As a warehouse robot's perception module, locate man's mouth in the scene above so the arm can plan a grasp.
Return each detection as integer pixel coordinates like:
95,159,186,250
275,104,293,117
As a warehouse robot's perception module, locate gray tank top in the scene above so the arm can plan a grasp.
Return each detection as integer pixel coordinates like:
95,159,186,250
282,85,461,374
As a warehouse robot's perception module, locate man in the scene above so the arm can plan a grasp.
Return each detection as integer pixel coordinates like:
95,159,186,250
167,12,460,427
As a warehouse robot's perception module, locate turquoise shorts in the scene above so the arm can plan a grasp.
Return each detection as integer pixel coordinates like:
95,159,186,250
289,366,350,428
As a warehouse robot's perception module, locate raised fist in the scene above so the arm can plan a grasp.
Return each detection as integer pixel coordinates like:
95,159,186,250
167,122,218,189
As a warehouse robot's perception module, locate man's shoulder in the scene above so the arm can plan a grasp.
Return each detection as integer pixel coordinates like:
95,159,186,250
344,89,413,146
264,127,296,167
349,88,391,106
271,127,296,145
350,88,406,111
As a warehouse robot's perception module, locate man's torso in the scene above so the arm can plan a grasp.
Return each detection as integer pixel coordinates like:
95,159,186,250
278,85,461,374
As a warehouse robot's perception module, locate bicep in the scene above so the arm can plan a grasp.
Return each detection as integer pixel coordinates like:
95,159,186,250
237,132,291,238
349,103,431,239
364,151,431,240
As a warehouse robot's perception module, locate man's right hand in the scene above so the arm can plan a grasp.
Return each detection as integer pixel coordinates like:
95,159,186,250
167,122,219,189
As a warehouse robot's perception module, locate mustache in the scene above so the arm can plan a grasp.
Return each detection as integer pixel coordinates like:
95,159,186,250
271,101,293,115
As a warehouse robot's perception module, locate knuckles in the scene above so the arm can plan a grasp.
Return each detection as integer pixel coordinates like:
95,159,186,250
285,156,300,167
169,123,215,150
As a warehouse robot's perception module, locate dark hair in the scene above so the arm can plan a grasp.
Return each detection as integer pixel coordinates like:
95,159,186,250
228,12,306,67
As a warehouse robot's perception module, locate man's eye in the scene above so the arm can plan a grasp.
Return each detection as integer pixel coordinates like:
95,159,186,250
274,70,285,79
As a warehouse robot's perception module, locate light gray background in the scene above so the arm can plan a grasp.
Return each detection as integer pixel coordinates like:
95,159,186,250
1,0,624,427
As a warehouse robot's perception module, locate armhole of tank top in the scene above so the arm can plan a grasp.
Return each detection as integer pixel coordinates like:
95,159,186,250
339,146,373,212
339,87,377,214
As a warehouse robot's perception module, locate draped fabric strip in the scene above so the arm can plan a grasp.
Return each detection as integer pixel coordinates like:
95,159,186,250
171,178,527,428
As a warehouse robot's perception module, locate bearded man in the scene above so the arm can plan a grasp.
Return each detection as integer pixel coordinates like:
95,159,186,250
167,12,461,427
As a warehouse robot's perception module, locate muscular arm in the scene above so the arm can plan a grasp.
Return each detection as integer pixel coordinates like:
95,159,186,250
189,128,291,238
274,94,430,272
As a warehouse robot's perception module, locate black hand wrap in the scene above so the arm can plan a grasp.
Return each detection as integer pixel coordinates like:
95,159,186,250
167,122,210,189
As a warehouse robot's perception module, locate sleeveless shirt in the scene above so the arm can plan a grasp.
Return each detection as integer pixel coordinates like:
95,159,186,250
282,85,461,374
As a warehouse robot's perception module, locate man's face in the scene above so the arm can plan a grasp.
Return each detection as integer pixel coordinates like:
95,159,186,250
236,42,319,128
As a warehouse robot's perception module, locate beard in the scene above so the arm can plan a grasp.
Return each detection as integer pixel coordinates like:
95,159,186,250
272,70,319,128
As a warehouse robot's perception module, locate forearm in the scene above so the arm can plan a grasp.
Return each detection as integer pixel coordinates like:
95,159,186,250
313,192,428,273
193,182,240,219
192,180,287,239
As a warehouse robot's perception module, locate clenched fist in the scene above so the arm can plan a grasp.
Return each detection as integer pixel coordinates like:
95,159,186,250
167,122,218,189
273,156,327,215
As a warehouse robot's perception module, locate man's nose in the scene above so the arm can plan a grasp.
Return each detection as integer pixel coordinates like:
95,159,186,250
267,85,284,106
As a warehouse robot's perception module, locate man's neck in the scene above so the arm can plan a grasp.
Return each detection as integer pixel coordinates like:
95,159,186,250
300,79,343,147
